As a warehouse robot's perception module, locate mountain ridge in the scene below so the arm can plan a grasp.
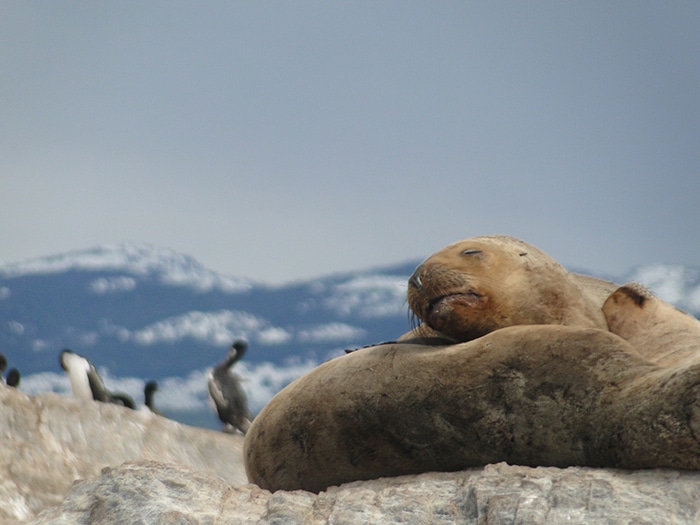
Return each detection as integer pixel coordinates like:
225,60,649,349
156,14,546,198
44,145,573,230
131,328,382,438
0,243,418,428
2,243,698,429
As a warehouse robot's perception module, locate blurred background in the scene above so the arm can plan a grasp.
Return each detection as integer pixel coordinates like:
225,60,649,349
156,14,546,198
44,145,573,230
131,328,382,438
2,2,699,283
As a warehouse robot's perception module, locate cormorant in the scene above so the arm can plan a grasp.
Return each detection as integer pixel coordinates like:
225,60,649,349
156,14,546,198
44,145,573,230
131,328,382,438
59,349,135,408
208,340,252,434
6,368,20,388
144,380,163,415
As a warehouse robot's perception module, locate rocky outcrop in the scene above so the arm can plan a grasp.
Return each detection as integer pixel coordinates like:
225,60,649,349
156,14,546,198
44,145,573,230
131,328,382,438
31,461,700,524
0,385,245,524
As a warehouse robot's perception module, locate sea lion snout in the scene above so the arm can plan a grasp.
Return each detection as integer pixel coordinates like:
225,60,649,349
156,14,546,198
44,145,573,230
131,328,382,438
407,262,494,341
407,262,471,321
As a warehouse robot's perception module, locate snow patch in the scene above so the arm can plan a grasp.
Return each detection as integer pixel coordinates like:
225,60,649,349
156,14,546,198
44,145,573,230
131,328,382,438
124,310,285,347
8,321,24,335
324,275,408,318
0,243,252,293
31,339,51,351
90,276,137,294
157,369,213,411
20,371,71,395
297,323,366,343
257,327,293,345
236,359,318,413
78,332,100,346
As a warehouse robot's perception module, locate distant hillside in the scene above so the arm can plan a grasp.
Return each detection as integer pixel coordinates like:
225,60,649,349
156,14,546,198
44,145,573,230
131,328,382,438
0,243,418,428
1,243,698,429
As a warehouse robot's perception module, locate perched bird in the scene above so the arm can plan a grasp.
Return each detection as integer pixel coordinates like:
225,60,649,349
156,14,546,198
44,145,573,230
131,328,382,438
143,380,163,415
6,368,20,388
208,340,252,434
110,392,136,409
59,349,135,408
0,353,21,388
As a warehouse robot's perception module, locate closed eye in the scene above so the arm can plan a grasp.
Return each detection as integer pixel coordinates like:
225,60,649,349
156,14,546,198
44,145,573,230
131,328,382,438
461,249,482,256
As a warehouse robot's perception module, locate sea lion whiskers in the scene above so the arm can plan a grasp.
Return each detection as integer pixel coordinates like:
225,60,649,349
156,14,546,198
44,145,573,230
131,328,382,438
408,269,501,320
407,269,494,342
405,298,449,341
406,299,420,331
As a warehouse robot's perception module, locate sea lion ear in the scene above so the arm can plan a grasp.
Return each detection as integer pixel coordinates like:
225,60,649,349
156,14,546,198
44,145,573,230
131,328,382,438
609,282,654,308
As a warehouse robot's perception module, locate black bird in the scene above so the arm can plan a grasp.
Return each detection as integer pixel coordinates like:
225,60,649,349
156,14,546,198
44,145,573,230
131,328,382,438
6,368,20,388
144,380,163,415
1,354,21,388
59,349,135,409
110,392,136,409
208,340,252,434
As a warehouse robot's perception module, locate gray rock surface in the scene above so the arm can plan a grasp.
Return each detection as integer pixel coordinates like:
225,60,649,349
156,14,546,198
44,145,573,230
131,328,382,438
31,461,700,524
0,384,246,524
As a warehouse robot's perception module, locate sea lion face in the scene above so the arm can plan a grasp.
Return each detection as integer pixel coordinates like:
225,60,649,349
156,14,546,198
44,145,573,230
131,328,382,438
408,237,524,341
407,235,607,342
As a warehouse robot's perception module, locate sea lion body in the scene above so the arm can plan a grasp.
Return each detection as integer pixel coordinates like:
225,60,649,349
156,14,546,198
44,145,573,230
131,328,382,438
406,235,611,342
244,325,700,493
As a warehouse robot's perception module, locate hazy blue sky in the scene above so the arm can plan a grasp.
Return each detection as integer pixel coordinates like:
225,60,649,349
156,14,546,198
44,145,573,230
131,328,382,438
2,2,699,283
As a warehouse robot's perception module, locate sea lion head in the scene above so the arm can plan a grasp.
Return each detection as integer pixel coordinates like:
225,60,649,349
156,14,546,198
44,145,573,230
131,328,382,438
407,235,608,342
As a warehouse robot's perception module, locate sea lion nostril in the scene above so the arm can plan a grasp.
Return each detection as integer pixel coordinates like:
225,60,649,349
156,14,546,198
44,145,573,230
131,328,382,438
408,267,423,290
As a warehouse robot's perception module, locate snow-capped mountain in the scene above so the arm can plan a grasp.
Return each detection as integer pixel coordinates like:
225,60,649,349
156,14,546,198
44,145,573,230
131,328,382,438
0,243,417,429
0,243,253,292
1,243,698,430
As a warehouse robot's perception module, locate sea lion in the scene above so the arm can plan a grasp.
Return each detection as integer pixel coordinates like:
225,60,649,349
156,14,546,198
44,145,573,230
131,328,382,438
244,326,700,492
603,282,700,367
244,234,700,493
406,235,614,342
601,282,700,441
